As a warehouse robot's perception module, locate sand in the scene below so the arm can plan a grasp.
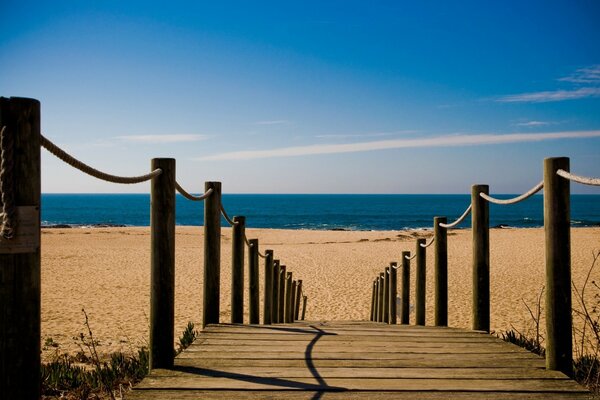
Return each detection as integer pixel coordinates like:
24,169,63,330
40,226,600,361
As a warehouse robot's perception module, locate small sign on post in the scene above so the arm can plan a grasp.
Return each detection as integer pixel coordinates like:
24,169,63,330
0,206,40,254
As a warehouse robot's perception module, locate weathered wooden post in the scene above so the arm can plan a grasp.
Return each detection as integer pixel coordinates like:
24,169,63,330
389,262,398,324
401,251,411,325
544,157,572,376
434,216,448,326
295,279,303,320
203,181,221,327
383,266,390,323
370,280,376,321
291,280,297,322
285,272,293,323
0,97,41,399
231,216,245,324
415,238,426,326
377,272,385,322
249,239,260,324
272,260,280,323
263,250,274,324
278,265,287,323
374,277,380,322
472,184,490,332
150,158,175,369
301,296,307,320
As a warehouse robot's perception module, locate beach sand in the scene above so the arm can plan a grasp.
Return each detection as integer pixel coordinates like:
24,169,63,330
41,226,600,361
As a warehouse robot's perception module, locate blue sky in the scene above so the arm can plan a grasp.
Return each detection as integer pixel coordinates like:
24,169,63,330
1,1,599,193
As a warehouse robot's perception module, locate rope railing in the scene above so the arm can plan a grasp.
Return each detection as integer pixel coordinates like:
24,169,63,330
420,237,434,248
0,125,16,240
175,182,213,201
439,204,471,229
557,169,600,186
479,180,544,205
220,204,238,226
40,134,162,184
405,254,416,261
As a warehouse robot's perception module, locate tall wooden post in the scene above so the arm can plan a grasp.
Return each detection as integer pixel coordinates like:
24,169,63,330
434,217,448,326
0,97,41,399
285,272,293,323
472,184,490,332
378,273,385,322
249,239,260,324
272,260,280,323
301,296,307,320
263,250,274,324
370,280,376,321
278,265,286,323
295,279,303,320
231,216,245,324
401,251,411,325
150,158,175,369
389,262,398,324
203,181,221,327
383,267,390,323
415,238,426,326
544,157,572,375
291,281,297,322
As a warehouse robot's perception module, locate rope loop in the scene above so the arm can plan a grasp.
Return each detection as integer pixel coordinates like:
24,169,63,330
404,254,416,261
420,237,435,248
176,183,213,201
439,204,472,229
0,126,16,240
41,135,162,184
479,180,544,205
557,169,600,186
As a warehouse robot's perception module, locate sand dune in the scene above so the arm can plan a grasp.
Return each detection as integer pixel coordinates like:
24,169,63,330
40,226,600,361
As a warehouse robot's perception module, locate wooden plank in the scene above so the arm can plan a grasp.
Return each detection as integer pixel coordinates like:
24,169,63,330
177,351,541,360
197,337,505,345
128,390,592,400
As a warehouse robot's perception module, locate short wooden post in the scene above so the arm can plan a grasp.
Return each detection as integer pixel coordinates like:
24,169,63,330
272,260,280,323
231,216,245,324
374,278,380,321
472,184,490,332
295,280,303,320
389,262,398,324
378,273,385,322
278,265,287,323
263,250,274,324
544,157,572,375
285,272,293,323
0,97,41,399
150,158,175,369
415,238,426,326
383,267,390,323
401,251,411,325
301,296,307,320
291,280,297,322
248,239,260,324
370,280,376,321
434,216,448,327
203,181,221,327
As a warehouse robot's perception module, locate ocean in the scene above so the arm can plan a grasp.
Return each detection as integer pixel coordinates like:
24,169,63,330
40,194,600,230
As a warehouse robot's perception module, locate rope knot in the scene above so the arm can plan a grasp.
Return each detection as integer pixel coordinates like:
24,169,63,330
0,126,17,240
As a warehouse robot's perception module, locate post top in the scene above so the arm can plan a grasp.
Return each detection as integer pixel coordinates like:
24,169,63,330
416,238,426,244
233,215,246,223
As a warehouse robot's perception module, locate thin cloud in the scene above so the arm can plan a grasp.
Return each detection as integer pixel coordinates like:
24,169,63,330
117,134,208,144
255,120,289,125
198,130,600,161
514,120,553,127
558,65,600,84
315,130,418,139
497,87,600,103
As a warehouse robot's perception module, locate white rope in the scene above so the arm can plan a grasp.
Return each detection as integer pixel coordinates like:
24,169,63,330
220,204,238,226
557,169,600,186
439,204,472,229
420,237,435,248
479,180,543,205
391,263,400,270
176,183,213,201
404,254,416,261
41,135,162,184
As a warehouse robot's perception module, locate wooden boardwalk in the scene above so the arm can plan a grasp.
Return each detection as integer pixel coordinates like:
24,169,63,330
130,321,590,399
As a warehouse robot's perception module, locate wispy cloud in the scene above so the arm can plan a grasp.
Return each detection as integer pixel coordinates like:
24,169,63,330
497,64,600,103
558,65,600,84
198,130,600,161
255,120,289,125
315,130,418,139
497,87,600,103
116,134,208,144
513,120,553,127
